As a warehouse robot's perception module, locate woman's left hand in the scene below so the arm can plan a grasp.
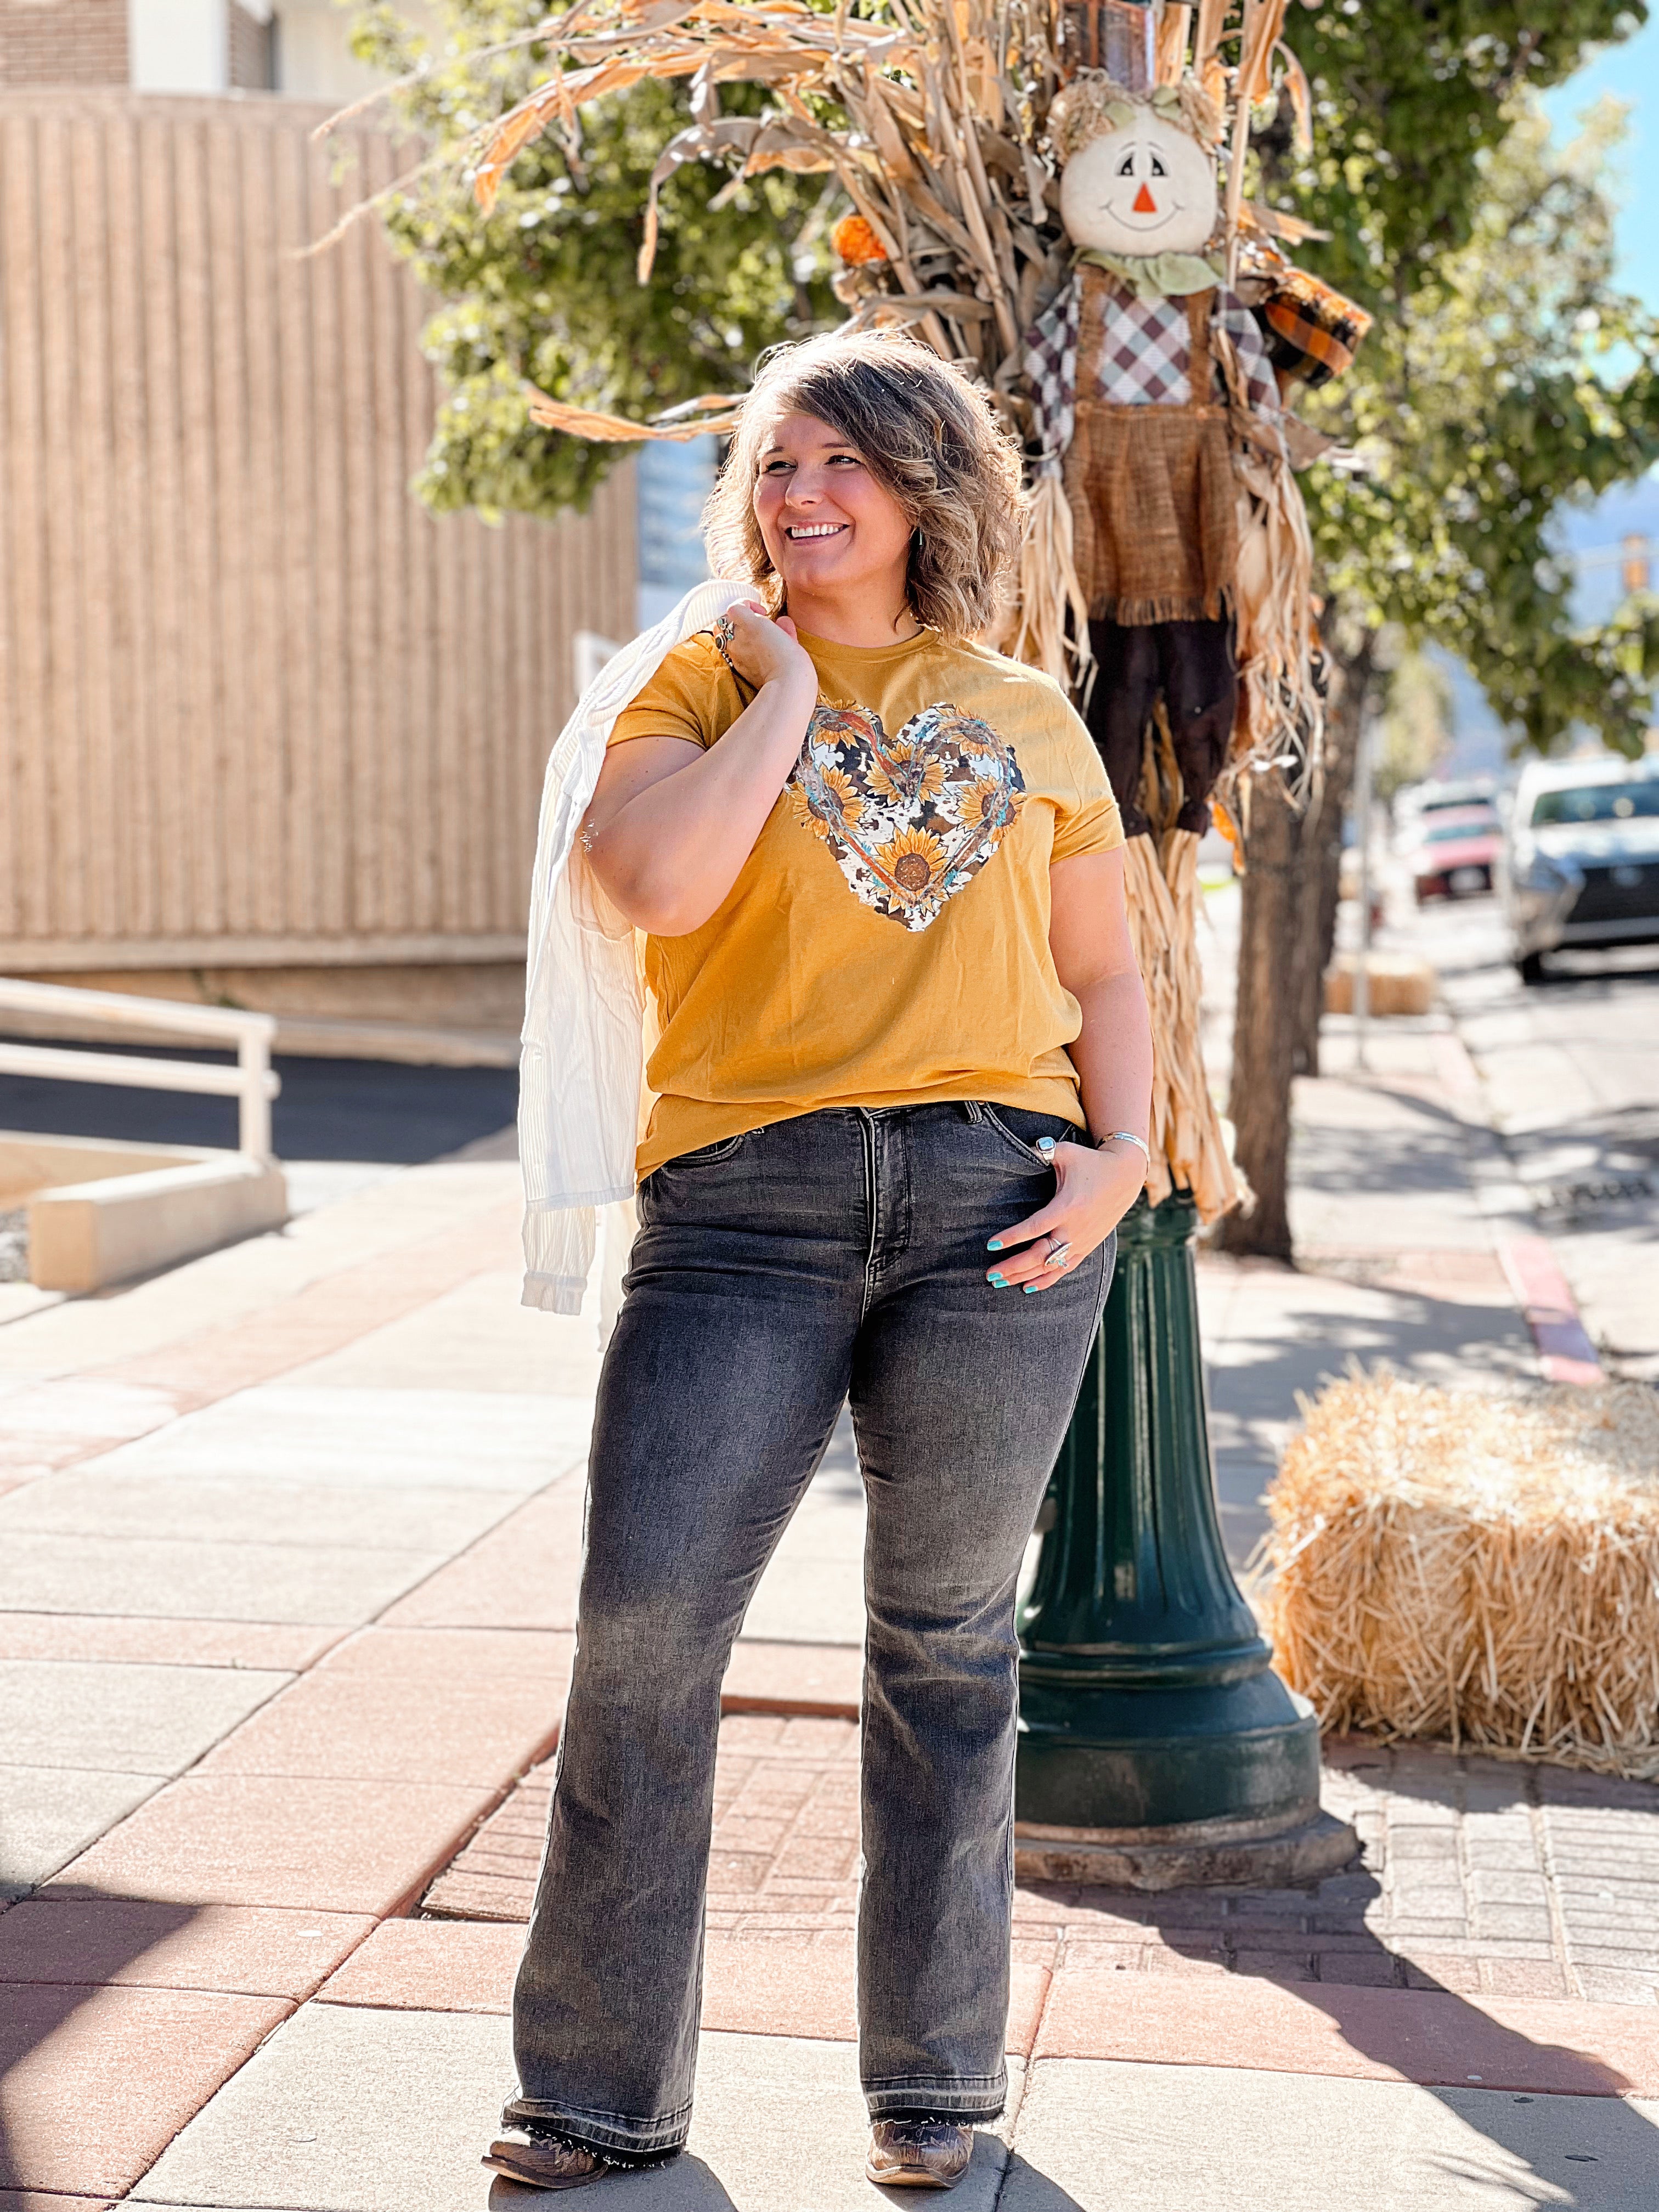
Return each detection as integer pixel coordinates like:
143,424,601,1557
985,1138,1146,1294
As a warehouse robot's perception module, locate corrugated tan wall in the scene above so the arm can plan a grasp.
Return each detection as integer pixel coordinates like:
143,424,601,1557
0,91,636,973
0,0,127,88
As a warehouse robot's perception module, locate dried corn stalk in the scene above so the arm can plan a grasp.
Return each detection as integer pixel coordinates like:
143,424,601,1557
527,390,746,440
1120,831,1240,1222
458,0,1323,1221
475,0,1066,415
475,0,1318,731
1221,406,1323,809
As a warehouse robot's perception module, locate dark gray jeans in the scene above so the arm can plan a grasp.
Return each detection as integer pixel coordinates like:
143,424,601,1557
507,1102,1114,2161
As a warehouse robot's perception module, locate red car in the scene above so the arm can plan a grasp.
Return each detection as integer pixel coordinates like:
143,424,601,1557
1407,803,1503,902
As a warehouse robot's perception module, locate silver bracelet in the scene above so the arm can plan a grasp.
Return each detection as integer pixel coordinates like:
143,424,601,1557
1098,1129,1152,1166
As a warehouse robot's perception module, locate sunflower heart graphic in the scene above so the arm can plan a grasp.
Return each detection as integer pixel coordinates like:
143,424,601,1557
789,701,1026,930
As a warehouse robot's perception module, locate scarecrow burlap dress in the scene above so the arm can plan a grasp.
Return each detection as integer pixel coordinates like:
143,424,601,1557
1063,266,1239,628
1061,266,1241,836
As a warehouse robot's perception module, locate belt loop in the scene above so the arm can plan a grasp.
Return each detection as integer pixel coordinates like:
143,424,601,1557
962,1099,985,1124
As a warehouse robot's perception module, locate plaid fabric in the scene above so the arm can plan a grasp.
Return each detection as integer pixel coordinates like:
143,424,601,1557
1260,290,1368,390
1025,279,1081,475
1218,293,1280,416
1025,272,1278,470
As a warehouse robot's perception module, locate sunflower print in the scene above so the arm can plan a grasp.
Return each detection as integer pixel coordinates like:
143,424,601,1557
789,763,857,842
789,701,1026,930
875,825,949,896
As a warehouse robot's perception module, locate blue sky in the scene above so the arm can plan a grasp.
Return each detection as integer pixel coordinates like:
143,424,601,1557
1542,15,1659,625
1423,25,1659,765
1543,14,1659,314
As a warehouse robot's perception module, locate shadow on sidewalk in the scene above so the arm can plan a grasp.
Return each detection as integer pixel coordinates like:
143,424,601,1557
1018,1795,1659,2206
485,2141,1065,2209
488,2162,744,2209
0,1042,519,1162
0,1889,199,2192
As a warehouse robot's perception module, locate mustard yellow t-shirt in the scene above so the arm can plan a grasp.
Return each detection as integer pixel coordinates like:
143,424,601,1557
608,625,1125,1181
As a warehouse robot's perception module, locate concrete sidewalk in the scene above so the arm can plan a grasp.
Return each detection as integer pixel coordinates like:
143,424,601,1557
1194,869,1541,1561
2,1007,1657,2206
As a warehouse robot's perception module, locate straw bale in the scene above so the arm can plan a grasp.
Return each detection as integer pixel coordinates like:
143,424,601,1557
1323,954,1435,1018
1258,1370,1659,1780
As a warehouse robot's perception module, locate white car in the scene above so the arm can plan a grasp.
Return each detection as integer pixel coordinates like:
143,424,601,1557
1500,756,1659,983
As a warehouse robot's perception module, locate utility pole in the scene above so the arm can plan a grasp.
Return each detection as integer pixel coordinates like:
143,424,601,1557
1352,708,1374,1073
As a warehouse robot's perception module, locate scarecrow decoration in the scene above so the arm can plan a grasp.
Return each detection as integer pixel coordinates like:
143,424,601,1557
472,0,1369,1224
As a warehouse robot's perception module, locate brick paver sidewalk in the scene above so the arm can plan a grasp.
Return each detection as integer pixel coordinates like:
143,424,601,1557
426,1715,1659,2007
3,991,1658,2208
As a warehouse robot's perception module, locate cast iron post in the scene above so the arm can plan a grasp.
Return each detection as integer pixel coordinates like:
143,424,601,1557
1014,1190,1356,1885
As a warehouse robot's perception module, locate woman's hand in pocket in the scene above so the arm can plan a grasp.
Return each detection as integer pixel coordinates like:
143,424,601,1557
985,1139,1144,1295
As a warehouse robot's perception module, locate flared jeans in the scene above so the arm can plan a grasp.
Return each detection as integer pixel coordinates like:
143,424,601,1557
506,1102,1114,2161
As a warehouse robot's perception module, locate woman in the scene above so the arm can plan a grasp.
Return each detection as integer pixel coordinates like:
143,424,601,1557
487,330,1153,2194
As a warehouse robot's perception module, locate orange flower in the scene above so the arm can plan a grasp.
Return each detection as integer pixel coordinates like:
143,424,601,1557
833,213,889,267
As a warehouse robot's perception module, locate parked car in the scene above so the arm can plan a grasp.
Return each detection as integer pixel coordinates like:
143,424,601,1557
1500,757,1659,982
1402,800,1503,902
1395,776,1498,838
1407,778,1504,822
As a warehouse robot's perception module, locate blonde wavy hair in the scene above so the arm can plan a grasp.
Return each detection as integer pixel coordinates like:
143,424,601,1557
701,329,1025,641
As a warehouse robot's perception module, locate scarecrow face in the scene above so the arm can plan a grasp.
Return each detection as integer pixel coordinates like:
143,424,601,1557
1060,112,1217,258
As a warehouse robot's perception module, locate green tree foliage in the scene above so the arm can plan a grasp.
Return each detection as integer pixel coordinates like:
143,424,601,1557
357,2,1659,755
1270,1,1659,757
347,1,838,520
1303,103,1659,757
1278,1,1647,301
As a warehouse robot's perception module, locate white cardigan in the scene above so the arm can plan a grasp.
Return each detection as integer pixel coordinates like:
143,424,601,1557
518,578,751,1313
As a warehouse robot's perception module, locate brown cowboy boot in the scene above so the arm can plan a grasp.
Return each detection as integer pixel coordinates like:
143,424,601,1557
482,2125,612,2191
865,2118,974,2190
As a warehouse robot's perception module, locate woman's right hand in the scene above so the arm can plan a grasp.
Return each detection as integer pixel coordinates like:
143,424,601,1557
584,604,822,937
718,603,817,701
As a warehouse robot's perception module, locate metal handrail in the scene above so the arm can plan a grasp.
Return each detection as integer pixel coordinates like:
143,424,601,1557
0,978,280,1158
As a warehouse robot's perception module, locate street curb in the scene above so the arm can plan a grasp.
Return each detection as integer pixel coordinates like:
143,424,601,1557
1497,1237,1605,1386
1430,1020,1605,1387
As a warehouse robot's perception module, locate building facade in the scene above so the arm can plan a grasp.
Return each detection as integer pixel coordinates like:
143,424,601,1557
0,66,637,1039
0,1,427,97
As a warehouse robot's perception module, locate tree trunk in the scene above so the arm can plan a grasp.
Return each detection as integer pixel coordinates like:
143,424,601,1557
1293,635,1377,1078
1220,633,1379,1261
1218,772,1306,1260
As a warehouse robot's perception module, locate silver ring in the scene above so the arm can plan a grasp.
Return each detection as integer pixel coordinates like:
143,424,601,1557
713,613,736,647
1043,1238,1071,1270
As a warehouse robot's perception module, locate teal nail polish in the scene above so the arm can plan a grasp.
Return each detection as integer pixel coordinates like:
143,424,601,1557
986,1239,1003,1252
1023,1284,1039,1294
989,1273,1007,1289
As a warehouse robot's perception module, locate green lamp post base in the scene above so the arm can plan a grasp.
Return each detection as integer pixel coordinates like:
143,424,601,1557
1015,1189,1357,1889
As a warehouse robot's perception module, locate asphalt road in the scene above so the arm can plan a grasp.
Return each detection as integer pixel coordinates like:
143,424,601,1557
1406,891,1659,1381
0,1042,518,1167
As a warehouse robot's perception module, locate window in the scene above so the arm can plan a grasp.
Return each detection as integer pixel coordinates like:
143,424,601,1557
1531,782,1659,826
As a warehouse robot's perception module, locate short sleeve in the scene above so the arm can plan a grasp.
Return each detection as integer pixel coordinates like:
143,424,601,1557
607,634,742,752
1050,699,1126,861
